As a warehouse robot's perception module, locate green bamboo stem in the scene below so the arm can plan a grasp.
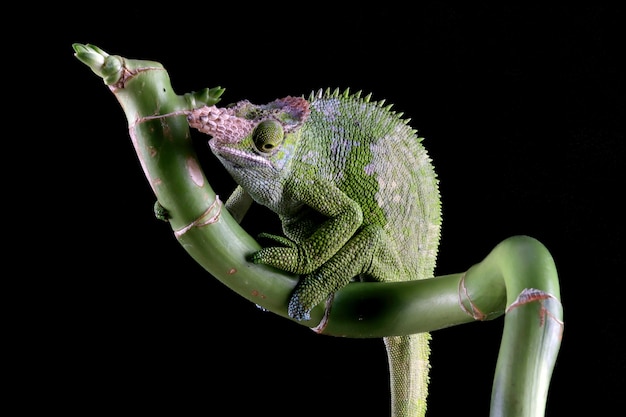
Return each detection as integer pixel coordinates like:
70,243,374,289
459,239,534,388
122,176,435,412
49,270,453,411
73,43,563,416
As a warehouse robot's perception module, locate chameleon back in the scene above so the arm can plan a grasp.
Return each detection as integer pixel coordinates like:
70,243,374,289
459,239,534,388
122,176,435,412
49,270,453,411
297,89,442,282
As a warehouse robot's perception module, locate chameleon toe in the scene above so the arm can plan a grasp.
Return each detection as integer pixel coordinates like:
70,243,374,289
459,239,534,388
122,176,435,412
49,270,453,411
287,294,311,321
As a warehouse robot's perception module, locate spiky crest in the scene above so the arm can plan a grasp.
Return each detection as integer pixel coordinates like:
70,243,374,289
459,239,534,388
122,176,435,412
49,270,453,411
300,88,418,131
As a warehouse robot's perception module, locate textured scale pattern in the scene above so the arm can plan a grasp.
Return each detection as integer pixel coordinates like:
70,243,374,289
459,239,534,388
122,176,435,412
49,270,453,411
188,87,442,417
303,89,441,281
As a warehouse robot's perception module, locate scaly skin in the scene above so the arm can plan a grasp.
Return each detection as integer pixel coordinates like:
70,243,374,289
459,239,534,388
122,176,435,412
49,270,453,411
187,87,441,417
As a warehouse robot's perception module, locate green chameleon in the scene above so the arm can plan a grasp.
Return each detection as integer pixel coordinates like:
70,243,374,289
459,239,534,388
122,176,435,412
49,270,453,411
185,88,442,417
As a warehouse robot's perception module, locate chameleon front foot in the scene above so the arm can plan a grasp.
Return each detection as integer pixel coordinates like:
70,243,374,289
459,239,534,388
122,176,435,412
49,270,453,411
256,233,297,248
251,244,315,275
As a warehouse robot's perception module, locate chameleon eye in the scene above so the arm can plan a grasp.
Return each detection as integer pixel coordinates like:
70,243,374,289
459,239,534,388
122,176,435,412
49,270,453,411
253,120,284,154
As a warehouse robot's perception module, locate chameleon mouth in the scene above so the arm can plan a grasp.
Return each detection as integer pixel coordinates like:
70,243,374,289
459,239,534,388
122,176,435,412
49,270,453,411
208,139,273,169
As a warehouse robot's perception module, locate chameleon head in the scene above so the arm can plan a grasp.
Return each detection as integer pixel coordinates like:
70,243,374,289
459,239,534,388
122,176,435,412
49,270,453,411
188,96,310,172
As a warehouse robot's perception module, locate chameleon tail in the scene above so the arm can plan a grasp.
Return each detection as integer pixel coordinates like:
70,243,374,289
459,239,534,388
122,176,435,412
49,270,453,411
383,333,431,417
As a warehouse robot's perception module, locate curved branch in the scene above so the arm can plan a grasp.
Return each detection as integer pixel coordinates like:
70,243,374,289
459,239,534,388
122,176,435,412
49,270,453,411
74,43,563,417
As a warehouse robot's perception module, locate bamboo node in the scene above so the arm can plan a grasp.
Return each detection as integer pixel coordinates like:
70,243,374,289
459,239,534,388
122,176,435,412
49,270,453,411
458,272,487,321
174,196,223,238
311,293,335,334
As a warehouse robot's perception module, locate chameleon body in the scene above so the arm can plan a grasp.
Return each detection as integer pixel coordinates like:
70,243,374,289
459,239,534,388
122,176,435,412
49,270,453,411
187,88,441,417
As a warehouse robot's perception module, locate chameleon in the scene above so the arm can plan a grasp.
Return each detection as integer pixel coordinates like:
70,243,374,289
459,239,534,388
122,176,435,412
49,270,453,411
186,87,442,417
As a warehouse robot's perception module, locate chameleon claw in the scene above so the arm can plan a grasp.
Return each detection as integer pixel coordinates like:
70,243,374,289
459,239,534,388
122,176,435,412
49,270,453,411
250,246,307,274
257,233,297,248
288,294,311,321
154,201,170,222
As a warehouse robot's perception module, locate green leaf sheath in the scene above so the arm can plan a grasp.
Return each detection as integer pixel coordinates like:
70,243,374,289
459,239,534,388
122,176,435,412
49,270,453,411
74,44,563,417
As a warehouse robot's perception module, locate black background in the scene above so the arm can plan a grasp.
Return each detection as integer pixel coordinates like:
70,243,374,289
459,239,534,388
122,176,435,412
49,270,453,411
21,4,624,416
